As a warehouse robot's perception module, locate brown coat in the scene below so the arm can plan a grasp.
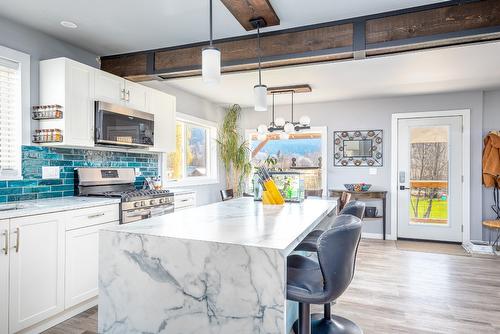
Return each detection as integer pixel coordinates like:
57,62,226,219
482,133,500,188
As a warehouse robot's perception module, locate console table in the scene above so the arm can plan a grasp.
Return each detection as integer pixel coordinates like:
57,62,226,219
329,189,388,240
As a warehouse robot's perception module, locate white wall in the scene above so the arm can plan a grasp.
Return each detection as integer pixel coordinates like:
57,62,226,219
482,90,500,233
241,90,490,240
145,83,227,206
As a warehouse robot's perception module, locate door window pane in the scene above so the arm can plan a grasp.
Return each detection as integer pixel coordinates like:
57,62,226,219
409,126,449,225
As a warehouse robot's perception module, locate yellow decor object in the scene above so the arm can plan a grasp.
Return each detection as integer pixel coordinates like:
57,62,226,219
263,179,285,205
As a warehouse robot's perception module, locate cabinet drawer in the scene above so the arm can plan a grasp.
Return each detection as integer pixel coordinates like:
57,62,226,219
174,193,196,209
65,204,119,231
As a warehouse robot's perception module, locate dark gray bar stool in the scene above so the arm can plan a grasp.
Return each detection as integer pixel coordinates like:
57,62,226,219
287,215,363,334
295,201,365,252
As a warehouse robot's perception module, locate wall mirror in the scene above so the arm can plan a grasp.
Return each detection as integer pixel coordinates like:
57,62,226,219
334,130,383,167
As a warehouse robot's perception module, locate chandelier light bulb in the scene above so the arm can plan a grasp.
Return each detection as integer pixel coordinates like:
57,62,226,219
284,122,295,134
275,117,285,127
257,124,268,134
299,115,311,126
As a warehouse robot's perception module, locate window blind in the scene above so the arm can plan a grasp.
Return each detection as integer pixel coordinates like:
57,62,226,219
0,59,21,179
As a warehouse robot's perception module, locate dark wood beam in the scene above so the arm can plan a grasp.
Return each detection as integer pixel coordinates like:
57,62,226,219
100,0,500,82
220,0,280,30
267,84,312,95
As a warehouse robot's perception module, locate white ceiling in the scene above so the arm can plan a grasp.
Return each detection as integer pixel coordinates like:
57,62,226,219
145,41,500,107
0,0,444,55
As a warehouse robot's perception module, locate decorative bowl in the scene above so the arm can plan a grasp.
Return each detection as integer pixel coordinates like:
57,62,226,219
344,183,372,192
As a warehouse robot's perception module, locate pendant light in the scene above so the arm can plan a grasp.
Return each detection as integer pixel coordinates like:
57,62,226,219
253,18,267,111
256,90,311,138
202,0,221,84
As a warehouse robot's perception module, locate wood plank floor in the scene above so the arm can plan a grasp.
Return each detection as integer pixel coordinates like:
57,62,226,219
43,240,500,334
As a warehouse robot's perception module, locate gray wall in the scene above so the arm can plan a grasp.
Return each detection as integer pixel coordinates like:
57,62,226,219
241,90,494,240
482,90,500,227
0,16,98,108
145,83,227,206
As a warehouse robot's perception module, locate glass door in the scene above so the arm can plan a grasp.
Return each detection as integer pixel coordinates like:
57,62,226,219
397,116,463,242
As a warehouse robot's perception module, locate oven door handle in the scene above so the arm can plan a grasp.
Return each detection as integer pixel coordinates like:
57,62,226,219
125,210,151,218
150,205,174,216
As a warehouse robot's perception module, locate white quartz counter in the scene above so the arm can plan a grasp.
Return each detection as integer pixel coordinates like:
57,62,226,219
0,196,121,219
103,197,335,253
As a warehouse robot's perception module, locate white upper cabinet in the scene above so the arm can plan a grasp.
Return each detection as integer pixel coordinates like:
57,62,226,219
94,70,124,104
125,80,148,112
39,58,95,147
149,88,176,153
0,220,8,334
39,57,176,151
8,213,65,333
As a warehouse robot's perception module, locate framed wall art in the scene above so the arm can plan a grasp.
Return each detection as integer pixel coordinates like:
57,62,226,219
333,130,383,167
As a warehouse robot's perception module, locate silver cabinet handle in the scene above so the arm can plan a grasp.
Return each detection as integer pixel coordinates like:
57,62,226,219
88,212,105,219
2,230,8,255
120,89,126,100
14,228,19,253
125,90,130,102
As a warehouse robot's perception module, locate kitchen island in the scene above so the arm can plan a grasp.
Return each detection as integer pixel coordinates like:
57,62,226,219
98,197,336,334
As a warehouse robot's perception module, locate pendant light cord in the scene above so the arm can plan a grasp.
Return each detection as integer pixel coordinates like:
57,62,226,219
209,0,213,46
291,91,294,123
257,24,262,85
272,93,275,125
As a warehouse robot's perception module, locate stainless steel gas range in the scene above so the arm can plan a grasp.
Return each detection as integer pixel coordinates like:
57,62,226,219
76,168,174,224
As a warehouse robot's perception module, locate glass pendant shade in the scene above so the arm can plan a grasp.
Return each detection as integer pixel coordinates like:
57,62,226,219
254,85,268,111
275,117,285,127
299,115,311,126
202,47,221,84
257,124,268,134
284,122,295,134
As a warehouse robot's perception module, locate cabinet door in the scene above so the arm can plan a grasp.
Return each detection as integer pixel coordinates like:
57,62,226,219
149,89,176,153
95,70,125,105
65,221,118,308
65,60,95,147
124,80,148,112
0,220,8,334
9,213,65,333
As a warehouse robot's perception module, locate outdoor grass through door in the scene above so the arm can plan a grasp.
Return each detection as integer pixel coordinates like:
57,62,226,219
397,116,463,242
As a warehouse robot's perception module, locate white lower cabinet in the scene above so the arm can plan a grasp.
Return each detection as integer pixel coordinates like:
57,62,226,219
1,203,119,334
8,213,65,333
1,220,9,334
65,221,118,308
174,192,197,211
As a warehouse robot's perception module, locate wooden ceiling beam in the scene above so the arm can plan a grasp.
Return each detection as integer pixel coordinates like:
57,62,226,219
220,0,280,30
100,0,500,82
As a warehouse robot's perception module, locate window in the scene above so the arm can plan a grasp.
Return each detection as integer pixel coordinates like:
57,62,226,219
164,113,217,186
246,127,327,194
0,46,29,180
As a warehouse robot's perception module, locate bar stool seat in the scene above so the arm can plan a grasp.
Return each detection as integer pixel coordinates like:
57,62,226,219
287,216,363,334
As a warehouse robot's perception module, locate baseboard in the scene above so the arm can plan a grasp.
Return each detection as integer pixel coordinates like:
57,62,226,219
17,298,97,334
362,232,384,240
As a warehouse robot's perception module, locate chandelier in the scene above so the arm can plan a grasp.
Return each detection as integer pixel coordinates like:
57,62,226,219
257,90,311,140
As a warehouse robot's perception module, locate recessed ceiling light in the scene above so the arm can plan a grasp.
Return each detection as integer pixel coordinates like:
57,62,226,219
60,21,78,29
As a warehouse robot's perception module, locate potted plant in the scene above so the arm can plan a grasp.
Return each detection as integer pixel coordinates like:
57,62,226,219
217,104,252,196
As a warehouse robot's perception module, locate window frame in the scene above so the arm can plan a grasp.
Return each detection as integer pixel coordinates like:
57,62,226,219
0,45,30,180
162,112,218,187
245,126,328,196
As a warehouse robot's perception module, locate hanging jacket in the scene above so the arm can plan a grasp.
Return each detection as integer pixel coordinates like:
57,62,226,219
483,133,500,188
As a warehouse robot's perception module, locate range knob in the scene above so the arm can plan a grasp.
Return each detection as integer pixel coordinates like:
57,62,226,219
141,201,146,207
134,202,140,208
149,199,155,205
159,198,165,204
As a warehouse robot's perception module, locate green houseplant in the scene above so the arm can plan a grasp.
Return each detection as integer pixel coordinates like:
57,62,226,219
217,104,252,196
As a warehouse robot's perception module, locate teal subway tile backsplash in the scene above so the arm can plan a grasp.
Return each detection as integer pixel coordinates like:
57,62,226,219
0,146,159,203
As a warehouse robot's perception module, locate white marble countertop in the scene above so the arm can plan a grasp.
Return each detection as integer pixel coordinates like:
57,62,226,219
0,196,121,219
103,197,336,253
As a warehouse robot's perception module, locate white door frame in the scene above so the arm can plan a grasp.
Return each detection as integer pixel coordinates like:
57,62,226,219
390,110,471,243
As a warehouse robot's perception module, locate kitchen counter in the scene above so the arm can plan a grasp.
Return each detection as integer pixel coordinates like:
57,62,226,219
0,196,121,219
98,198,336,333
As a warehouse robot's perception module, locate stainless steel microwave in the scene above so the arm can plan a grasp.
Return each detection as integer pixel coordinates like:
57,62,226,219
94,101,154,148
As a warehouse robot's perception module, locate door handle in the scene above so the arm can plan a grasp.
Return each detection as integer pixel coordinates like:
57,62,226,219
399,186,410,190
88,212,105,219
2,230,8,255
13,228,19,253
120,89,126,100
